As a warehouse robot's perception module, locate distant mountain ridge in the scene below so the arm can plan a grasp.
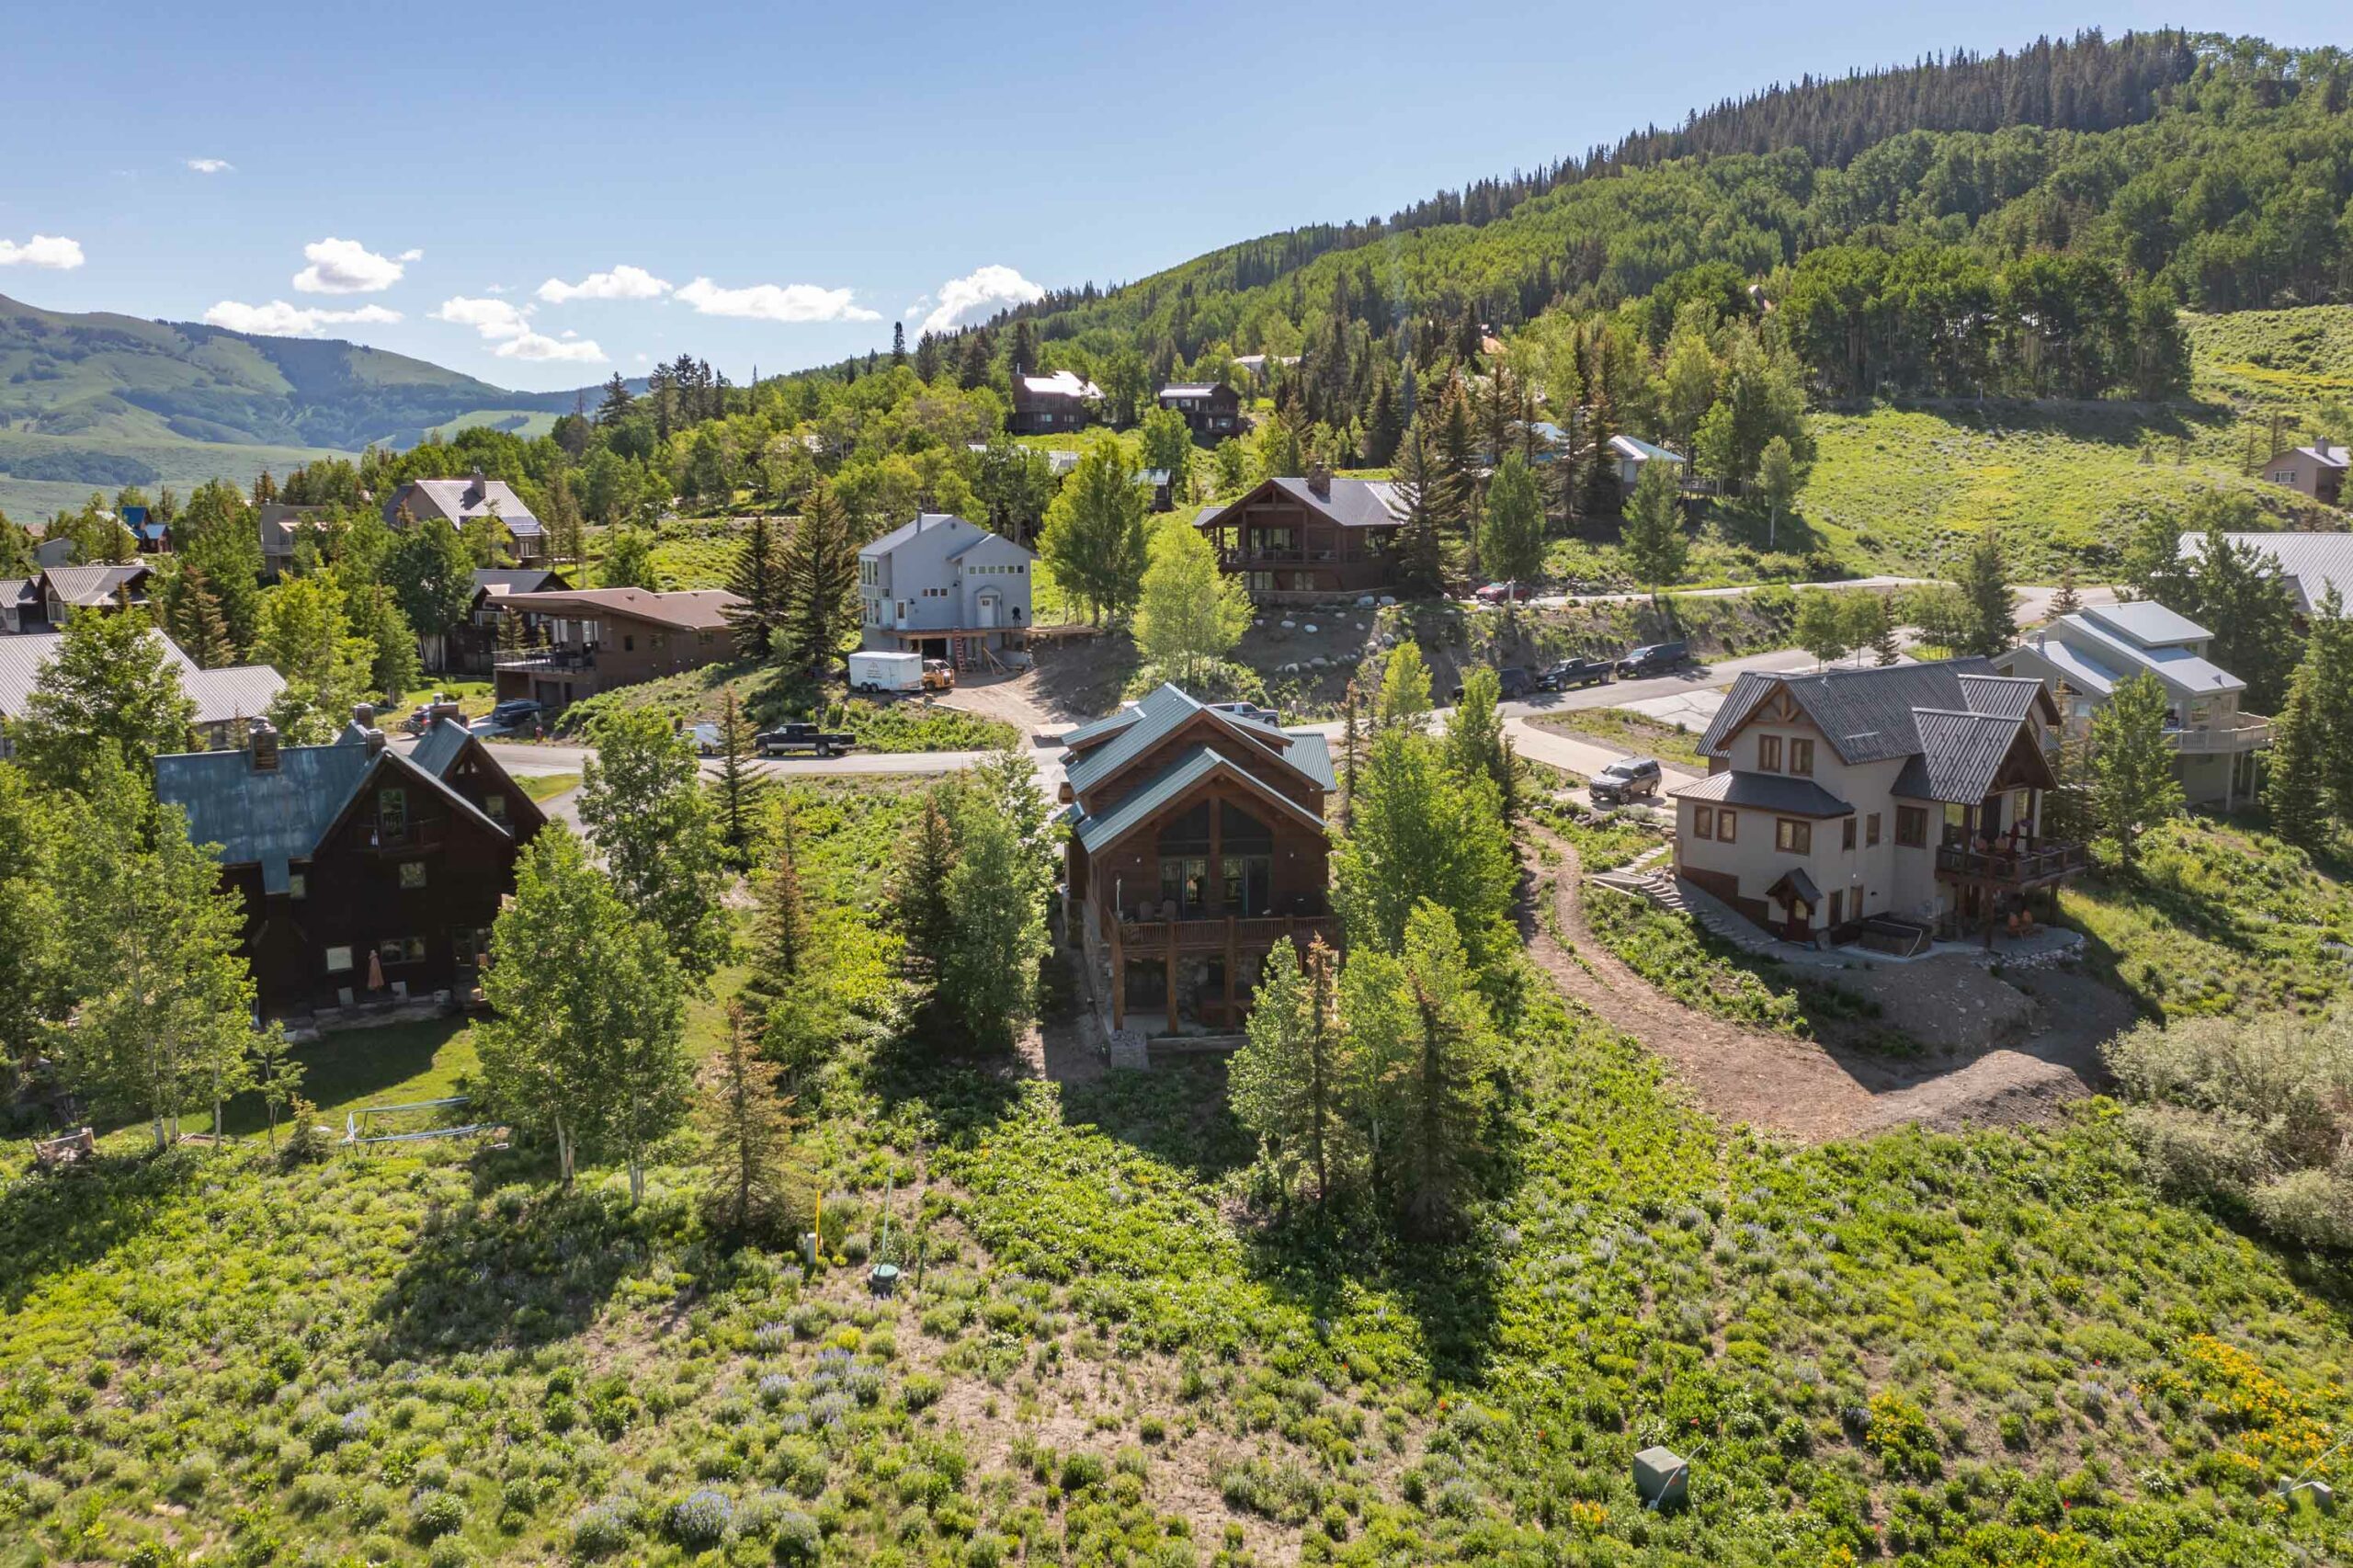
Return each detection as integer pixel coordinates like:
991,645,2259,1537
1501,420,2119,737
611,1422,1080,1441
0,293,603,454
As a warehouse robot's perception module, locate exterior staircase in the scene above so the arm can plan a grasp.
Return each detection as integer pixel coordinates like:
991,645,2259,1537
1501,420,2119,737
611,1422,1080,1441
1587,857,1781,956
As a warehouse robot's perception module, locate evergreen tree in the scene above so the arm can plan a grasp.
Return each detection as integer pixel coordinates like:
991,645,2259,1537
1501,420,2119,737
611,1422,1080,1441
712,688,764,867
1871,595,1904,665
1955,527,2015,657
1620,460,1688,596
775,484,861,671
2184,531,2296,712
1478,454,1545,589
697,1002,809,1247
2089,671,2186,868
345,583,423,700
0,767,66,1071
1037,438,1150,623
1344,902,1498,1233
2265,658,2328,846
545,468,586,564
2051,563,2083,617
886,784,961,994
579,709,732,983
747,802,812,996
173,479,266,653
480,825,690,1198
1429,380,1481,566
600,527,659,590
2305,590,2353,824
1229,939,1358,1204
725,515,785,658
1389,430,1449,598
1579,393,1622,522
164,563,234,669
891,322,907,367
1445,665,1515,816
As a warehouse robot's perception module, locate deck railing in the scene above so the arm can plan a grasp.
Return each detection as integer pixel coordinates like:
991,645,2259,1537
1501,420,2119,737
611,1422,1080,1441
2166,715,2274,754
1934,841,2088,884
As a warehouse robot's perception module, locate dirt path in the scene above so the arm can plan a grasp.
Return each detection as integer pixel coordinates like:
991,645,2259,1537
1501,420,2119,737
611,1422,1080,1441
1522,831,2132,1142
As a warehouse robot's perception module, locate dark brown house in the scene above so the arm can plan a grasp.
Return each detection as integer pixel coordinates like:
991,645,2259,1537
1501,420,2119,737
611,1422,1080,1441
1190,470,1404,600
490,587,741,710
1061,685,1336,1036
1156,381,1242,438
154,709,546,1017
1006,369,1102,436
438,567,574,675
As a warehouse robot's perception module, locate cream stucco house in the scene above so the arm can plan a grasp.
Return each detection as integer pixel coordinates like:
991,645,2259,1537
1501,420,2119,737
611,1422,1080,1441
1993,602,2270,807
1671,659,2085,944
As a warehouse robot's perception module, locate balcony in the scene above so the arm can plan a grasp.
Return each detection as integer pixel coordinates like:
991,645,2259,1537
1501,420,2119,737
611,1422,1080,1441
363,818,450,854
1934,840,2088,888
2165,714,2273,754
494,648,595,673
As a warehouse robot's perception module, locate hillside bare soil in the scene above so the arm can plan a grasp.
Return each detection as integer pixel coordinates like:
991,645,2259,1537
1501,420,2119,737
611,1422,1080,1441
1521,830,2135,1141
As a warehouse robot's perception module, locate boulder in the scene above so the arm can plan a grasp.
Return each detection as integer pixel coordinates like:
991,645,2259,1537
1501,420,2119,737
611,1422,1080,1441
1378,595,1398,607
1357,595,1376,608
1303,623,1319,634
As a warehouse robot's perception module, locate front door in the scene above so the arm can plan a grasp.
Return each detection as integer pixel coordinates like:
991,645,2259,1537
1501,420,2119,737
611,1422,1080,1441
977,593,998,629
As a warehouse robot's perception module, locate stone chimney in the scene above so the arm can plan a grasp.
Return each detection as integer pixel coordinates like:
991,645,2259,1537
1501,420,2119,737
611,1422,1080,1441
467,467,488,505
1306,462,1332,499
352,703,386,753
249,719,279,773
427,699,465,726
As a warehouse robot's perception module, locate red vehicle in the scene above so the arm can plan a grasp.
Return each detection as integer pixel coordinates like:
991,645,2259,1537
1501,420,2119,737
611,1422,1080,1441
1474,581,1535,604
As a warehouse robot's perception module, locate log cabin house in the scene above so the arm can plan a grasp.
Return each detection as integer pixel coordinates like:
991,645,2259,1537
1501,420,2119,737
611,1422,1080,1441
1189,467,1404,600
154,707,545,1017
1060,685,1336,1036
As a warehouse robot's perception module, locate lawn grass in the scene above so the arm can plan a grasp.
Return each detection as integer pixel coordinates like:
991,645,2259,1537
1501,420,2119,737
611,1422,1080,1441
387,680,495,720
2061,816,2353,1021
1529,705,1711,768
516,771,580,801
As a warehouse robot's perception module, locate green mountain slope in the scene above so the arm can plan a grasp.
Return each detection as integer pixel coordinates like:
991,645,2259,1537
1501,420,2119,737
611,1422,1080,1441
0,293,597,517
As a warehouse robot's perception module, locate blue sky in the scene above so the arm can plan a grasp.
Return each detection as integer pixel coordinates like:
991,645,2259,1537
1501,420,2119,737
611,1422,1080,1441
1,1,2339,392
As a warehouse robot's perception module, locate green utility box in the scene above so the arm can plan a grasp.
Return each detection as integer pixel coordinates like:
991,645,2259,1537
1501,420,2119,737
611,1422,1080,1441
1633,1446,1689,1510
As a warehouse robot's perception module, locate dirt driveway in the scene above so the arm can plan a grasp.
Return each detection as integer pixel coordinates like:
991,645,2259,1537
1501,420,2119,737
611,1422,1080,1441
1523,830,2136,1142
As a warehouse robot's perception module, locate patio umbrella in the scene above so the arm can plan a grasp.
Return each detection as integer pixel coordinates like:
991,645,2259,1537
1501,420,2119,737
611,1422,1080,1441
367,949,386,993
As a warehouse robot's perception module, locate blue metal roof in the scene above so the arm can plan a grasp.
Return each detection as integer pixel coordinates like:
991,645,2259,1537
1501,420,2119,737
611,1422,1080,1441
408,717,472,778
155,731,510,871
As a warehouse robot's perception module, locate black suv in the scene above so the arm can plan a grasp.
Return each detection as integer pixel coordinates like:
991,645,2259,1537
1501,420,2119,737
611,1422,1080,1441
1615,642,1692,678
1449,666,1534,703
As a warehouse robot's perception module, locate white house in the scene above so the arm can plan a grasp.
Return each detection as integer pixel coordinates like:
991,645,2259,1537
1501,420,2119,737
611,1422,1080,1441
1994,602,2270,806
1610,434,1685,493
1671,659,2081,945
857,513,1034,666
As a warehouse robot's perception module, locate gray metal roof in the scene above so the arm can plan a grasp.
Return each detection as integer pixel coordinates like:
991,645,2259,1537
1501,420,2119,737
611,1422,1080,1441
2181,531,2353,618
862,512,976,557
1158,383,1224,399
1192,476,1406,534
0,628,194,720
1608,434,1684,464
473,567,567,600
1669,770,1854,817
1701,657,2004,765
42,563,151,607
1954,674,2047,722
392,478,544,537
1059,706,1144,749
1892,710,2035,805
1,578,35,609
1767,868,1823,908
2079,601,2209,647
182,664,286,726
2047,612,2240,696
1073,744,1326,856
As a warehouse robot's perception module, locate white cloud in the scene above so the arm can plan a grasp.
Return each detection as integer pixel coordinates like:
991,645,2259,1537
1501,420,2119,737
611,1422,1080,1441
676,276,879,324
537,264,671,304
203,299,402,336
398,249,423,262
187,157,234,175
429,295,603,362
916,264,1045,334
292,236,410,294
431,295,532,340
0,234,85,270
494,331,605,363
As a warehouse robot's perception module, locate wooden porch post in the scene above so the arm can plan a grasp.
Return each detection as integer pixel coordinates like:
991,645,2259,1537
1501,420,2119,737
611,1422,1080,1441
1224,916,1238,1025
1165,923,1178,1038
1110,914,1125,1030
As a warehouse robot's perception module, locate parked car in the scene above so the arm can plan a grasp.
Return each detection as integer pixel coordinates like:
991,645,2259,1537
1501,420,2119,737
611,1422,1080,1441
922,659,957,692
1474,581,1536,604
756,722,857,758
686,722,724,756
1615,642,1692,678
1589,756,1664,805
1536,657,1615,692
1208,700,1282,726
1449,666,1535,702
470,699,544,737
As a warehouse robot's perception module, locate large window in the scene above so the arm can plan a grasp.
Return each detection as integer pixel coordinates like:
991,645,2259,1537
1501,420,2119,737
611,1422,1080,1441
1219,802,1274,915
398,861,427,890
1692,805,1715,840
1842,818,1856,851
1776,819,1812,854
1716,810,1737,843
378,937,427,966
1895,806,1927,847
1157,802,1211,914
1757,735,1782,772
1789,738,1814,776
1867,812,1881,847
378,787,407,838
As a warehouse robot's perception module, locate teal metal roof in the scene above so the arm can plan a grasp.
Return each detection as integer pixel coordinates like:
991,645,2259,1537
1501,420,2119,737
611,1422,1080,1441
1284,732,1337,792
155,733,510,871
1074,744,1327,856
1058,706,1143,749
408,716,472,777
1064,684,1320,798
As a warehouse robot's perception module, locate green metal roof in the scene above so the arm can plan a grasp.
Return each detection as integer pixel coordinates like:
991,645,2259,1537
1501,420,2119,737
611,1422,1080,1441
1064,683,1323,799
408,716,473,777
